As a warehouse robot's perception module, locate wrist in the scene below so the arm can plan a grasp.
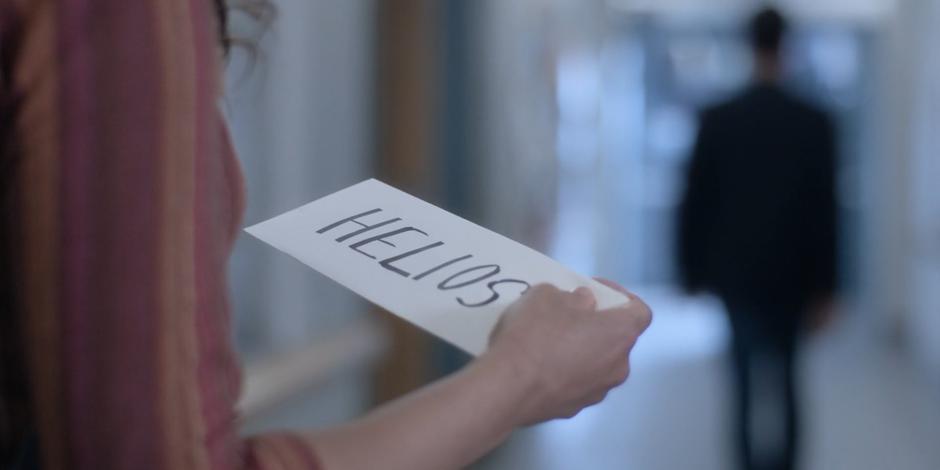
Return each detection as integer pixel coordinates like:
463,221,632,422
472,343,542,428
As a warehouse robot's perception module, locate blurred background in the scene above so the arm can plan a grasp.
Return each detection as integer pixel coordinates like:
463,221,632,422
223,0,940,468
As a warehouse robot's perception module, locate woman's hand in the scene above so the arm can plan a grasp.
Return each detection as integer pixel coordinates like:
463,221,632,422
310,280,650,470
483,281,652,425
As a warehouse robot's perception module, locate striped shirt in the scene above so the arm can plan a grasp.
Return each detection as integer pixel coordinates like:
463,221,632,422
0,1,322,468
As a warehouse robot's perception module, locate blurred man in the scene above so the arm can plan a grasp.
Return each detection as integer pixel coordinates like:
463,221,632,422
677,7,838,470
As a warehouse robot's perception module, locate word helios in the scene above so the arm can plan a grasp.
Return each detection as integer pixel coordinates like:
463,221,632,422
317,208,531,308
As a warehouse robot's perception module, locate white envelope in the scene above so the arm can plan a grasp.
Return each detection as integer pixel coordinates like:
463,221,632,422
245,179,629,356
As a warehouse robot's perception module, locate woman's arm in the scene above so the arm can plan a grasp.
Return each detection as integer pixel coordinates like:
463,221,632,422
4,1,651,469
309,284,651,470
5,0,321,468
309,346,532,470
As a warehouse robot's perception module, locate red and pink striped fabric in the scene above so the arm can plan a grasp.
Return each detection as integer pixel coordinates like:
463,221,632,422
1,1,322,468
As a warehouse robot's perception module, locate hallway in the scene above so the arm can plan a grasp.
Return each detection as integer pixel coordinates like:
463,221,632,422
477,289,940,470
219,2,940,468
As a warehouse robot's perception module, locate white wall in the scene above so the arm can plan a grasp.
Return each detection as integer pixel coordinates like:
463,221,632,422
867,0,940,381
474,0,564,249
223,0,378,428
905,0,940,381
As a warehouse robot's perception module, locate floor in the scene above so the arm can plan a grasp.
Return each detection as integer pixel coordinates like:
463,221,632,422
475,288,940,470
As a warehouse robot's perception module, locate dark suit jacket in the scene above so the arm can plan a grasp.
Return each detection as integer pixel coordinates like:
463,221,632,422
678,83,838,311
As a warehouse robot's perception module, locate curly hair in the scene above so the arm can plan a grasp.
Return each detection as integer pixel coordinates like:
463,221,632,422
213,0,276,55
